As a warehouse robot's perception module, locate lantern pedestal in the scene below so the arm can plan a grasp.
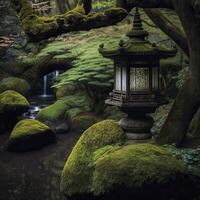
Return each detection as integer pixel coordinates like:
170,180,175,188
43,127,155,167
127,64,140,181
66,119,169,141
119,115,153,140
118,106,155,140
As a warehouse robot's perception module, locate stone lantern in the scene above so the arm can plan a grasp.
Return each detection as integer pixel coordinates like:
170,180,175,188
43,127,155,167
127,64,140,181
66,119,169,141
99,8,177,140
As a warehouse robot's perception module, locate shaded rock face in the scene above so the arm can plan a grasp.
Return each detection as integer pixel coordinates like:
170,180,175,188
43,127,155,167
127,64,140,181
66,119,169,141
0,0,27,61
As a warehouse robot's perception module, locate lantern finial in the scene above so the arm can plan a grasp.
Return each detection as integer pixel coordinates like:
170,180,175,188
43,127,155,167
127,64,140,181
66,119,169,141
127,7,148,41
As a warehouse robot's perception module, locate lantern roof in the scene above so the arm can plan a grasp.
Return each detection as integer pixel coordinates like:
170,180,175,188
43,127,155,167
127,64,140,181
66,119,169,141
99,8,177,59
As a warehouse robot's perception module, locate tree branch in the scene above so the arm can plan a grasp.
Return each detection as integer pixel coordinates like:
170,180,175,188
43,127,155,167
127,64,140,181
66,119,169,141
13,0,127,42
144,9,189,56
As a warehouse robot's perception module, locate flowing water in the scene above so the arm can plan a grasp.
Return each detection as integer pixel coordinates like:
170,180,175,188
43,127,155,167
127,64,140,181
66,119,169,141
24,71,60,119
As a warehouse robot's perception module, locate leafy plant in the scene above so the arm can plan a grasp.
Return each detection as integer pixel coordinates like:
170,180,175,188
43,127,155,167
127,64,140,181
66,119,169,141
175,66,188,89
164,145,200,171
53,35,121,114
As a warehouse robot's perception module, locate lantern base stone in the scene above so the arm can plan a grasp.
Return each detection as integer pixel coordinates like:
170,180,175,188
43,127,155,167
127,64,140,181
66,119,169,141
126,132,152,140
119,115,153,140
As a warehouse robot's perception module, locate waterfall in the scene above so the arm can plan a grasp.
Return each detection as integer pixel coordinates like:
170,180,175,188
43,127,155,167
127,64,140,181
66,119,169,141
55,70,59,77
43,75,47,96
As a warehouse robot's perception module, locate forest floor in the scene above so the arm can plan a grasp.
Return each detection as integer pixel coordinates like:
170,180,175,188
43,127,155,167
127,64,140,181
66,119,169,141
0,131,81,200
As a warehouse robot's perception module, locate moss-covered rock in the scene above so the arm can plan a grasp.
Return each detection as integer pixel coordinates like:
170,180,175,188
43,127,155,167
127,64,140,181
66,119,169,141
0,90,29,113
60,121,200,199
60,120,125,196
71,112,99,132
37,100,68,122
7,119,56,152
36,100,70,134
92,144,195,197
0,77,31,96
0,90,30,133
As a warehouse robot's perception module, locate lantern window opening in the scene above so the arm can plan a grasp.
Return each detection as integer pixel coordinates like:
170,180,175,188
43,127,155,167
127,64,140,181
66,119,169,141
130,67,150,92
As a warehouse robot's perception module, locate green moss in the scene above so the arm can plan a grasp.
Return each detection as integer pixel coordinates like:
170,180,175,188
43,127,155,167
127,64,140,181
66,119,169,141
71,112,99,131
93,144,119,163
9,119,50,140
14,0,34,21
66,2,85,15
61,93,90,111
60,120,125,196
92,144,188,195
0,77,30,96
0,90,29,113
7,119,56,152
37,100,68,121
66,107,83,120
56,84,77,99
22,15,59,35
61,120,200,198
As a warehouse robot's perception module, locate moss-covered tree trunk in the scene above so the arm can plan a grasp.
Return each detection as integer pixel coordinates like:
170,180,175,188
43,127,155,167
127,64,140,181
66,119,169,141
12,0,127,42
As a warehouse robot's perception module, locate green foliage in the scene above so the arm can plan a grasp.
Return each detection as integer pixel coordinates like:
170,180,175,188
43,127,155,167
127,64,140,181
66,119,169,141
0,90,29,113
175,66,188,89
60,120,125,196
54,37,117,90
9,119,50,139
166,145,200,171
61,92,90,111
36,41,74,59
37,100,69,121
0,77,30,96
56,84,77,99
53,35,121,113
151,102,173,134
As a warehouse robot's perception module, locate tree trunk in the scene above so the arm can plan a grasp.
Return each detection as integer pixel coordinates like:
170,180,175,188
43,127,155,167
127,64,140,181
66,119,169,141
144,9,189,57
156,0,200,146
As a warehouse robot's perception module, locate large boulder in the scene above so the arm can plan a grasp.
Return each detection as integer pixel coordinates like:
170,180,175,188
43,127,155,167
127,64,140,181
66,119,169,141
0,77,31,97
0,90,30,133
60,120,125,196
60,120,200,200
7,119,56,152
